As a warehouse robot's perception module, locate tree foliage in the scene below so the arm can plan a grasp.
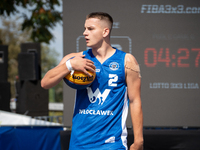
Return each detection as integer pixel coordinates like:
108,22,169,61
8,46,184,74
0,18,63,102
41,44,63,102
0,17,32,98
0,0,62,43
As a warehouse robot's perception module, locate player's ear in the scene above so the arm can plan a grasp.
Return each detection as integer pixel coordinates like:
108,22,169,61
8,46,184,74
103,28,110,37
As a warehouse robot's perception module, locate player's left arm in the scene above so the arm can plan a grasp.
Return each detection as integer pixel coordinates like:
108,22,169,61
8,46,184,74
125,53,143,150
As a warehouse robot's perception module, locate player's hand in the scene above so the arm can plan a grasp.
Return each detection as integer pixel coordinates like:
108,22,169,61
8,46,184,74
129,143,143,150
70,55,95,76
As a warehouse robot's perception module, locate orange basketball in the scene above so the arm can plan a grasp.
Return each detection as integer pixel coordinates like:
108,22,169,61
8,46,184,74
63,70,96,89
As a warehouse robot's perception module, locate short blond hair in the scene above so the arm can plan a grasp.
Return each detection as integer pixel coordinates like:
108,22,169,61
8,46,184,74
86,12,113,31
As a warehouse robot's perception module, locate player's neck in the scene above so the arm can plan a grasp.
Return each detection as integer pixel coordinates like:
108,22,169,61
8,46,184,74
92,45,115,64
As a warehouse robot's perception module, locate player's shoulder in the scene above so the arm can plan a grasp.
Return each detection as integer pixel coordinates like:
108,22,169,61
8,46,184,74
64,51,83,59
125,53,138,65
125,53,141,78
59,52,83,65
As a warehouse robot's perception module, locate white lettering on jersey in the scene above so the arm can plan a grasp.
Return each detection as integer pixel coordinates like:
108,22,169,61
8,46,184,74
105,136,115,143
87,87,111,105
79,109,114,116
108,74,118,87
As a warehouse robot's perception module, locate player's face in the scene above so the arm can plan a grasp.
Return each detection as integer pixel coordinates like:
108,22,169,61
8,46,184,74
83,18,104,48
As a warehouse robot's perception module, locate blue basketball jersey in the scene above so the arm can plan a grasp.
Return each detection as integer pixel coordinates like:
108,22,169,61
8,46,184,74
69,48,129,150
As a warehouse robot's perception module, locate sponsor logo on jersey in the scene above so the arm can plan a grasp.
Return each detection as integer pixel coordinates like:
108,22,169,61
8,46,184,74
109,62,119,71
79,109,113,116
80,74,119,116
105,136,115,143
96,69,100,72
87,87,110,105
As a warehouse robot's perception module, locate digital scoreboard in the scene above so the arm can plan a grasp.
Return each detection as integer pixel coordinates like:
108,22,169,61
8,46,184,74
63,0,200,127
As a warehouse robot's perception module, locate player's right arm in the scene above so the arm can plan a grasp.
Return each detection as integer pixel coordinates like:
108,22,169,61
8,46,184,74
41,52,95,89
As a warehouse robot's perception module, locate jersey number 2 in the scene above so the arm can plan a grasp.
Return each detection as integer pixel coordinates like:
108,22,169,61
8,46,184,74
108,74,118,87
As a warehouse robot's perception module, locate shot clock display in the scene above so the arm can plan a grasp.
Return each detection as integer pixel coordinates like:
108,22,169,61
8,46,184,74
144,48,200,68
141,45,200,127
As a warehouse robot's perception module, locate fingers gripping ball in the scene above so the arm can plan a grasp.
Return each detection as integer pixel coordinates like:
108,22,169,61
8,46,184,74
63,70,96,89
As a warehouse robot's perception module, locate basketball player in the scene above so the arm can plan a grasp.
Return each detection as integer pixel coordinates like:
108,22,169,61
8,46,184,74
41,12,143,150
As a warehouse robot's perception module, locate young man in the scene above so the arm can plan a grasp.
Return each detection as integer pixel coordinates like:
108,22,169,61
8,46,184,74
41,12,143,150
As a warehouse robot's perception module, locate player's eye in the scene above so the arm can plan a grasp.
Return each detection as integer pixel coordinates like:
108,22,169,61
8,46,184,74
88,27,94,30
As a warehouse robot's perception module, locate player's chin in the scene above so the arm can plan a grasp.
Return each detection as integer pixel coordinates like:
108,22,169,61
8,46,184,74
87,43,97,49
86,43,92,47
